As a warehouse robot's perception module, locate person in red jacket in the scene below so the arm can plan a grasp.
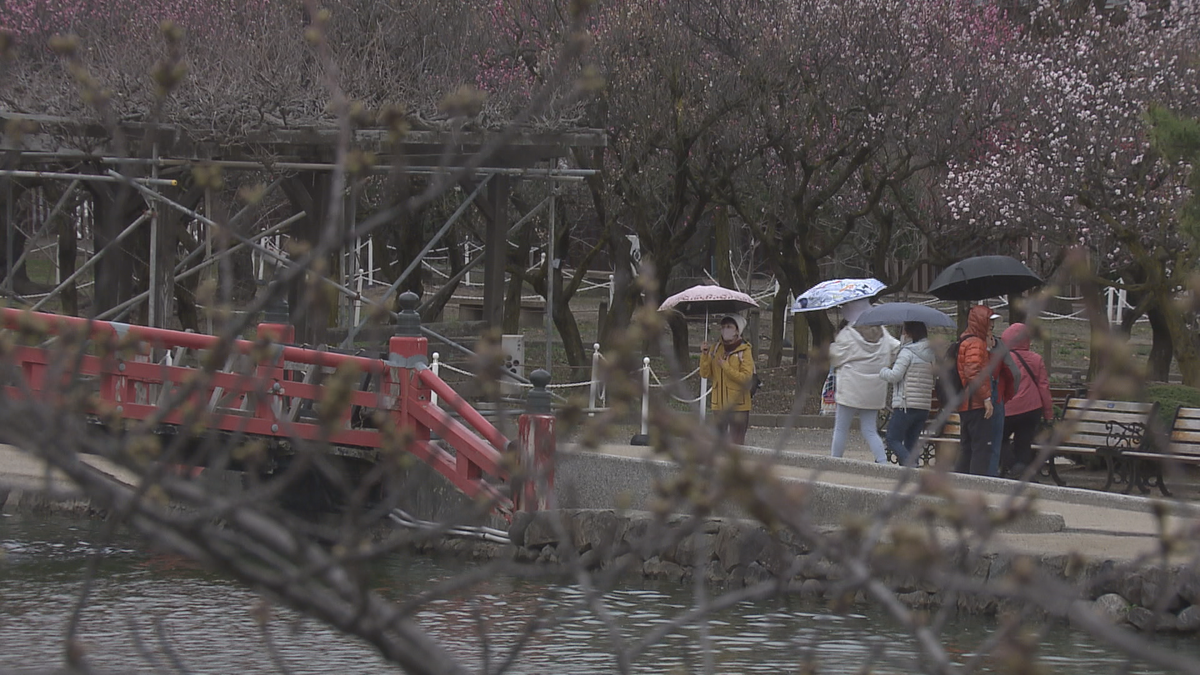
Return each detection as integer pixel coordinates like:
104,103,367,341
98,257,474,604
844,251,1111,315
999,322,1055,478
955,305,997,475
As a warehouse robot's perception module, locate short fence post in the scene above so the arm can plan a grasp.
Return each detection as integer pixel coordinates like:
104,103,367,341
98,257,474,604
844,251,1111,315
430,352,441,407
699,377,708,420
631,356,651,445
588,342,600,416
518,369,556,511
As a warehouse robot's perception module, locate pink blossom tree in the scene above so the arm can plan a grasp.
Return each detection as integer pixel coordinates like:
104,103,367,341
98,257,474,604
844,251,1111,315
939,0,1200,383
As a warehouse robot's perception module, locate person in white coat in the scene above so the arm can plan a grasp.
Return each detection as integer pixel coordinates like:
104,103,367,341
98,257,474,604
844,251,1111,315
878,321,936,466
828,300,900,463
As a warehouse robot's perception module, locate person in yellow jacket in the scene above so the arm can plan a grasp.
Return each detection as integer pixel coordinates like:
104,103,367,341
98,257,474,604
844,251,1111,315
699,313,754,444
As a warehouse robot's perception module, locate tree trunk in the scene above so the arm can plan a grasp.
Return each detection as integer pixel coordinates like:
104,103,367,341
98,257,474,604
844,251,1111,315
1155,289,1200,386
1080,285,1109,384
714,206,734,288
89,183,143,317
0,183,32,291
1008,293,1028,325
281,174,333,345
445,228,463,278
768,279,789,368
1144,304,1174,382
396,203,425,298
601,234,636,348
57,203,78,316
420,253,479,323
664,310,690,367
502,224,530,335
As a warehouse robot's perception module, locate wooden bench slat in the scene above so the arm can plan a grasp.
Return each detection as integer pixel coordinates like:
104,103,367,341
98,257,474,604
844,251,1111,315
1125,450,1200,463
1170,429,1200,443
1064,400,1155,414
1062,410,1152,423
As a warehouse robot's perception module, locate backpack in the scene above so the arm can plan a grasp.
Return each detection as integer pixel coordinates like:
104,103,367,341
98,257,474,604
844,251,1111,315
749,371,762,397
934,338,966,407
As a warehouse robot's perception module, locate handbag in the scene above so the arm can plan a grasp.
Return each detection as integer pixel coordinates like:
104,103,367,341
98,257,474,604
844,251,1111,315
820,368,837,415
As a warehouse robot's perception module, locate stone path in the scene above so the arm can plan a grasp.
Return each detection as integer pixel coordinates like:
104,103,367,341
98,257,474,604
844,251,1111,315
581,424,1200,563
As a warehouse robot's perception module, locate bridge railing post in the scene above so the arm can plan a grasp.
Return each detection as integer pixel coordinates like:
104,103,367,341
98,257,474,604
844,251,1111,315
386,291,429,436
255,293,293,424
518,369,555,511
257,292,295,345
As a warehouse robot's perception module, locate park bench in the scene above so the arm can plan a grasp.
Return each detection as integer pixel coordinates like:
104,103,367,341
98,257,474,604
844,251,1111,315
1049,385,1086,414
1030,397,1158,490
457,300,545,328
921,412,961,467
900,398,1159,492
1119,406,1200,497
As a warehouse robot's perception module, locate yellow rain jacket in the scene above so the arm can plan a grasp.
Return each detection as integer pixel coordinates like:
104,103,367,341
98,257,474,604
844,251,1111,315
699,340,754,412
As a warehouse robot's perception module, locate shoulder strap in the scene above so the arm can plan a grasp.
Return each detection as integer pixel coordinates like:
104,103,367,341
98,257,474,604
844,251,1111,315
1012,350,1048,409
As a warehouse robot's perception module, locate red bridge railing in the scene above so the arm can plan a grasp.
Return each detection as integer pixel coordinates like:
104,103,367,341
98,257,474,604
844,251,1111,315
0,303,556,518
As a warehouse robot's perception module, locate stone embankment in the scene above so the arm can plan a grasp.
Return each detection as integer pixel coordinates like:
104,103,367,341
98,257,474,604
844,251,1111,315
407,508,1200,634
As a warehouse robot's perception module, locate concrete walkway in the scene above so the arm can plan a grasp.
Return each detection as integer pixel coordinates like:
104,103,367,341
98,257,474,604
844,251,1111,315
566,425,1200,563
0,444,136,511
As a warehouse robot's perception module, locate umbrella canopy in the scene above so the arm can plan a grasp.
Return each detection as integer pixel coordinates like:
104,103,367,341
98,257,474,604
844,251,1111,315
853,302,955,328
659,285,758,316
928,256,1042,301
791,278,886,313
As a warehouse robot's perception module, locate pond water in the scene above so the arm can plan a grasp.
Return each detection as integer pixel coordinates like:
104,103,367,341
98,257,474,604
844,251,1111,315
0,513,1194,674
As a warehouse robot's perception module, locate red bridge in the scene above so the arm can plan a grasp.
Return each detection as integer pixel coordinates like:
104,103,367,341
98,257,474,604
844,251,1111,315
0,304,555,519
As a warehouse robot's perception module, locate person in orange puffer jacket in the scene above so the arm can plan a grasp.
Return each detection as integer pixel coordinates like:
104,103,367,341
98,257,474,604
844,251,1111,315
955,305,998,475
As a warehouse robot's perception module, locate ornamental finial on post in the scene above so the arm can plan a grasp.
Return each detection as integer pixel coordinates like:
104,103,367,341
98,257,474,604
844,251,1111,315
394,290,422,337
526,369,552,414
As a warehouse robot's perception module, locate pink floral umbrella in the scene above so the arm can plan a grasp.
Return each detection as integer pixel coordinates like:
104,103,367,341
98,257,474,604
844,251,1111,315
659,285,758,340
659,285,758,316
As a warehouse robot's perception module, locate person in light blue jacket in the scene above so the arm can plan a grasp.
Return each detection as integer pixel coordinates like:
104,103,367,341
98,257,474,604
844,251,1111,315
878,321,936,466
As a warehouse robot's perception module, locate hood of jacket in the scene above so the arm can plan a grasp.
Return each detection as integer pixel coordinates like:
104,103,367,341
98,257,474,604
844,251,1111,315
1002,323,1032,351
851,324,885,343
902,337,936,362
963,305,993,341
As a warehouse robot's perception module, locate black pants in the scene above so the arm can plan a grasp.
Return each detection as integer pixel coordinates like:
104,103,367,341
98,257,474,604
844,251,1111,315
716,410,750,445
955,408,993,475
1001,409,1042,475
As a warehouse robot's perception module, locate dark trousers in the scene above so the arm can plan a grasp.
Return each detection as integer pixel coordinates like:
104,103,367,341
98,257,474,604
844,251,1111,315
1001,409,1042,475
885,408,929,466
955,408,993,475
716,410,750,445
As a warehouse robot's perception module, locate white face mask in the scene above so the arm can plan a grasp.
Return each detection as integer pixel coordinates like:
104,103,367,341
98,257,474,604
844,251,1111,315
721,326,737,341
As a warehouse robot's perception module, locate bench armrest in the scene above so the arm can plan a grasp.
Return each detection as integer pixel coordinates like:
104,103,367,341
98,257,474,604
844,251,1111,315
1104,420,1145,452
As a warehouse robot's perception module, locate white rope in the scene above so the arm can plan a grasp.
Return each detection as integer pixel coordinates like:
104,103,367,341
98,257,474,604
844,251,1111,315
645,364,710,402
646,364,700,387
449,294,546,303
578,280,611,292
435,360,590,389
1037,309,1088,321
547,380,593,389
421,261,452,278
666,386,713,404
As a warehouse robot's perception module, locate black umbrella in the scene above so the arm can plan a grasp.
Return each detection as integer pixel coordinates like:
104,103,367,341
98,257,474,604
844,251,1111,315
928,255,1042,301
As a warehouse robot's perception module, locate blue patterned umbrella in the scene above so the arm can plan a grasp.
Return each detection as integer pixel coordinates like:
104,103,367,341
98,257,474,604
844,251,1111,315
791,278,886,313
